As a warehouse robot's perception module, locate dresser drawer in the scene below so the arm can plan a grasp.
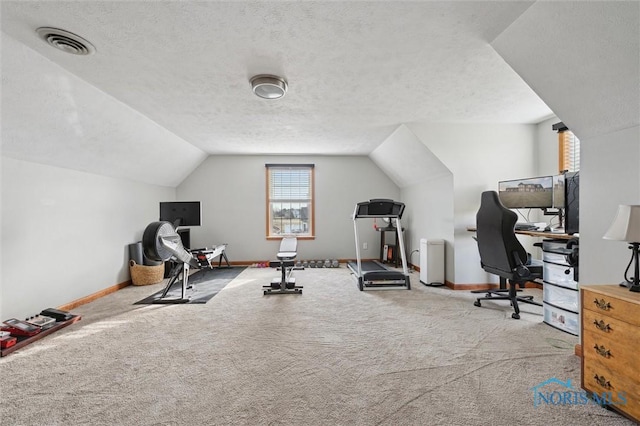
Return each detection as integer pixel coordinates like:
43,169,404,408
582,286,640,327
582,356,640,421
582,308,640,347
582,331,640,374
580,285,640,423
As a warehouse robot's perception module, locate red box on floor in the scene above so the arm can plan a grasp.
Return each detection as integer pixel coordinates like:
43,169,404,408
0,335,17,349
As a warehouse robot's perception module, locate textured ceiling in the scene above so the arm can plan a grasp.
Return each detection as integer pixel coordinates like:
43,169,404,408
1,1,553,169
493,1,640,141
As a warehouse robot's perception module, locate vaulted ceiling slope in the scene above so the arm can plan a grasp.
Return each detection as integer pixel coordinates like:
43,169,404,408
2,34,208,187
492,1,640,141
1,1,556,186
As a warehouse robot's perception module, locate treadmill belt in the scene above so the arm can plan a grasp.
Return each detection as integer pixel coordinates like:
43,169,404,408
357,260,386,272
348,261,404,281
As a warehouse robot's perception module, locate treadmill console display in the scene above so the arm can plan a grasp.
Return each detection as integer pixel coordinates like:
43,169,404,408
355,199,405,218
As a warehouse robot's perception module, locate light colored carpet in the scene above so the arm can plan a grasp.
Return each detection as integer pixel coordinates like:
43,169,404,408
1,267,634,425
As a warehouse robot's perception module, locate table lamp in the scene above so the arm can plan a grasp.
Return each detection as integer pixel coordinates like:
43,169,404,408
603,204,640,292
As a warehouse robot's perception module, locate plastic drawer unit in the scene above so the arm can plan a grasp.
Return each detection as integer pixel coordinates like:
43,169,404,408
543,282,579,312
543,302,579,335
543,261,578,290
542,239,579,335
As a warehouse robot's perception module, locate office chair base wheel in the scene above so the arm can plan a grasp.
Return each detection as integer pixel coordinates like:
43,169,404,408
474,300,481,307
511,313,520,319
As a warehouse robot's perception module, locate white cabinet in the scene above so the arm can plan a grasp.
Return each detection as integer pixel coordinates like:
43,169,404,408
419,239,445,286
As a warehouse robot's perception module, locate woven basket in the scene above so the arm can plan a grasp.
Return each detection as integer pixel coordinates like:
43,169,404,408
129,260,164,286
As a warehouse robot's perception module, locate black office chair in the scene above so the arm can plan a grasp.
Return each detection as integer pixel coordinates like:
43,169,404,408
473,191,543,319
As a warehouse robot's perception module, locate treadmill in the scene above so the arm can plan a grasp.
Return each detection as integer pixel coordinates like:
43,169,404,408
347,199,411,291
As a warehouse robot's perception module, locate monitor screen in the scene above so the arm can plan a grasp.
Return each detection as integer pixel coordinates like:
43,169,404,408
498,176,554,209
552,174,565,209
159,201,201,227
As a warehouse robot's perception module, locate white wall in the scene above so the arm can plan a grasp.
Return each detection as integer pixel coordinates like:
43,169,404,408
2,34,207,188
536,116,560,177
406,123,538,285
401,174,454,273
581,125,640,285
1,157,175,320
369,123,539,285
176,155,399,262
369,124,454,278
491,2,639,288
492,2,639,143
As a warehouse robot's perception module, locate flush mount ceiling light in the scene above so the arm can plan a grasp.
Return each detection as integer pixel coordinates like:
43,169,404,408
36,27,96,55
250,75,288,99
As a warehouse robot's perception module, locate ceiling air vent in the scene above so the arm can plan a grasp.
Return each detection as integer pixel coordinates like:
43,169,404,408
36,27,96,55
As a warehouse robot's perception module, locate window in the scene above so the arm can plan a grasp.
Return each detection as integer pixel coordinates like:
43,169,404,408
559,130,580,172
266,164,314,239
553,122,580,172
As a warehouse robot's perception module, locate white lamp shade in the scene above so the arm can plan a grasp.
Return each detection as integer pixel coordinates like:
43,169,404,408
603,205,640,242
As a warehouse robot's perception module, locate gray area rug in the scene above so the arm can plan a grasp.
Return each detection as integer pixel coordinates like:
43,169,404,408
0,267,634,425
134,266,245,304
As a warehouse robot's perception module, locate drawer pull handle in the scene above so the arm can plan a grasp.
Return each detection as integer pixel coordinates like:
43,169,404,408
593,344,611,358
593,319,612,332
593,374,612,389
594,298,611,311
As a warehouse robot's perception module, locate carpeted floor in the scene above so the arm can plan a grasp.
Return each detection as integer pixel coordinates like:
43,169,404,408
0,266,635,425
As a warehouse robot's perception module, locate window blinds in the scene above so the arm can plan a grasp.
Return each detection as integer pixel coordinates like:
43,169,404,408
267,164,313,200
560,131,580,172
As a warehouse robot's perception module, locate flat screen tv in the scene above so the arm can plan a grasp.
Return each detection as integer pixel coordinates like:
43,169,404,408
159,201,201,227
498,176,554,209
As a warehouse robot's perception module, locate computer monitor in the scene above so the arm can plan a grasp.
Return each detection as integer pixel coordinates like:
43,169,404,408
159,201,201,227
498,176,555,209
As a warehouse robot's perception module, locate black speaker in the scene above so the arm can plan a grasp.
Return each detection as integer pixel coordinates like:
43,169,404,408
565,172,579,235
177,228,190,249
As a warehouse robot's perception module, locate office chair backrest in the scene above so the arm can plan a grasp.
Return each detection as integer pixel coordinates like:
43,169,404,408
476,191,528,275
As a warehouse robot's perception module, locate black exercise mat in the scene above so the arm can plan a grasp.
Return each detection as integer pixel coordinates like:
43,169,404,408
134,266,245,304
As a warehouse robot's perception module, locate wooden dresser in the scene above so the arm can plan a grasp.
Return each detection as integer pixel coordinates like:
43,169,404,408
581,285,640,423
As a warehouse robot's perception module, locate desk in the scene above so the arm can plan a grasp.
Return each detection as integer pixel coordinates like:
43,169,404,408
513,229,576,240
466,227,575,240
